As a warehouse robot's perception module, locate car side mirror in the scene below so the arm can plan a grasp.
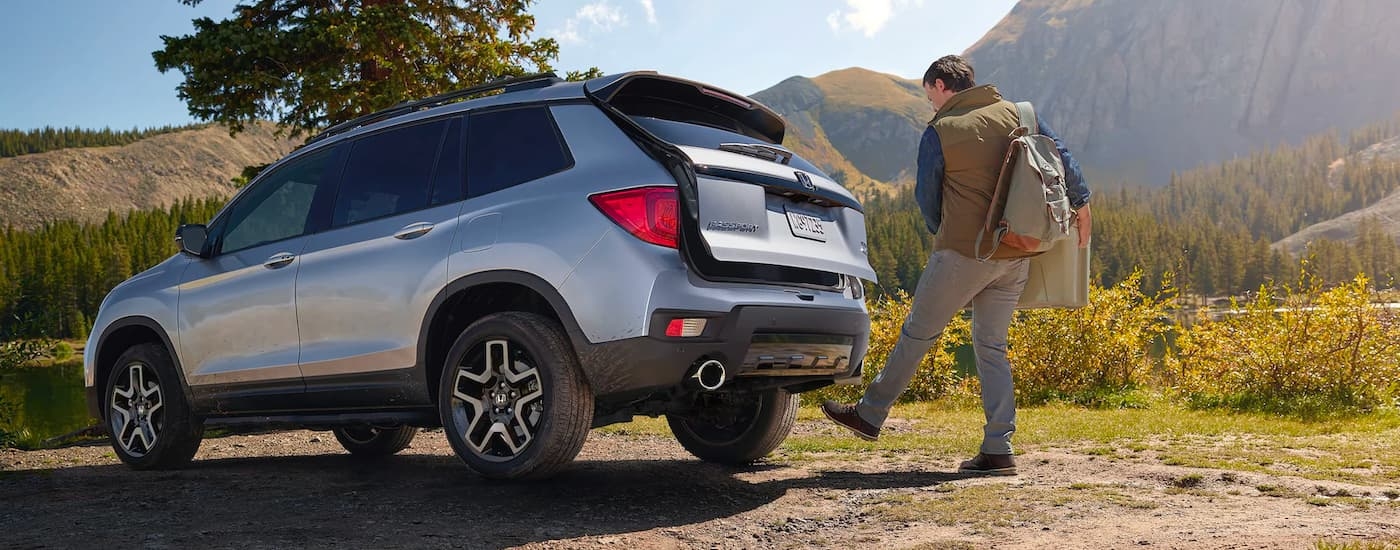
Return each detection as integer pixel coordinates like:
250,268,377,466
176,224,209,258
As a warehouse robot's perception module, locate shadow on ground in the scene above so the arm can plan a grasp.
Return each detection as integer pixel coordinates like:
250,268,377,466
0,451,965,548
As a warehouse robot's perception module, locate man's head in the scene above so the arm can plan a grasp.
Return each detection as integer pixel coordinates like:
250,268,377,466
921,55,975,110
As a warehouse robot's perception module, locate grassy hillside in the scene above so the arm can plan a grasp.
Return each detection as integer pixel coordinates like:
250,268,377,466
1277,136,1400,255
0,123,295,230
755,68,930,194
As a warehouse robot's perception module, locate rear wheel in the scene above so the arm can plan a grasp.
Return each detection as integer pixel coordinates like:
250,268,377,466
438,312,593,480
332,426,417,457
667,389,797,464
104,343,203,470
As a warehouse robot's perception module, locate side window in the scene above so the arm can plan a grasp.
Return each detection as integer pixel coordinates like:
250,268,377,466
333,120,447,227
220,147,336,254
430,117,464,205
466,106,571,197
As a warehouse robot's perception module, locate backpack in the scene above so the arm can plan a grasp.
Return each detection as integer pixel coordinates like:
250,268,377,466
974,101,1074,261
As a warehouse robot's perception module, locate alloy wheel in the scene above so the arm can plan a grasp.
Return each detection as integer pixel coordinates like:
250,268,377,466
109,362,164,457
449,339,544,461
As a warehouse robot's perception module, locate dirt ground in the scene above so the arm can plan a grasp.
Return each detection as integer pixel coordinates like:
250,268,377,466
3,421,1398,550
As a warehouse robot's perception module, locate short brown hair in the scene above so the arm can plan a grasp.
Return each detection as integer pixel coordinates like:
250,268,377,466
922,55,975,92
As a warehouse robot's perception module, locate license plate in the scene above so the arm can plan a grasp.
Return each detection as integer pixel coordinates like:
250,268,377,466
785,210,827,242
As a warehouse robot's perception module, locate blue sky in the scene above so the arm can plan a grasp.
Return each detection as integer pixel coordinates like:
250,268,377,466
0,0,1015,130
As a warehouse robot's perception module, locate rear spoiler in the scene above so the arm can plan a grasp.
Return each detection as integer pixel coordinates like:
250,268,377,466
584,72,786,145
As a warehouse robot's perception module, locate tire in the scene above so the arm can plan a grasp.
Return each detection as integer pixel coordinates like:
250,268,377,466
332,426,417,457
667,389,798,465
103,343,203,470
437,312,593,480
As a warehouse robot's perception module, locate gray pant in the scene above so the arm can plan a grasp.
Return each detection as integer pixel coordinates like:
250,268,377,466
856,248,1030,455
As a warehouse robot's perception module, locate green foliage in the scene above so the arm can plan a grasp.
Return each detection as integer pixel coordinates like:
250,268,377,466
802,291,971,406
1170,274,1400,417
51,341,74,362
0,340,53,370
0,197,226,340
0,124,199,158
1009,271,1176,407
155,0,602,137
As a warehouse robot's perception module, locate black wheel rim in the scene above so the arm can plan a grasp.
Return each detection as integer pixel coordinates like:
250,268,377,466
681,393,762,446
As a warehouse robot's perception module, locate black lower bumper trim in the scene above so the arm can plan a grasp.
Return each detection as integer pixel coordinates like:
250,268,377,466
576,304,869,399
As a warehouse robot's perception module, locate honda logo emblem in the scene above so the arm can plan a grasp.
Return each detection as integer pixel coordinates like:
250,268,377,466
795,171,815,191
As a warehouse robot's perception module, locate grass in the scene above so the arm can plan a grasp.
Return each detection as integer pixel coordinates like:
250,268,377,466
595,402,1400,486
864,483,1048,530
779,402,1400,484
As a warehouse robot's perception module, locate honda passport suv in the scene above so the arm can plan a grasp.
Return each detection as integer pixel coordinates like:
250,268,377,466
85,72,875,479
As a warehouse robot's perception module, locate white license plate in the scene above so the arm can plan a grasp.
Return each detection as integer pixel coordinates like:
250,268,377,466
785,210,827,242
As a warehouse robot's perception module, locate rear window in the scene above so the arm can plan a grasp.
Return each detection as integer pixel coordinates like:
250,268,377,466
334,119,448,227
631,116,827,177
466,106,572,197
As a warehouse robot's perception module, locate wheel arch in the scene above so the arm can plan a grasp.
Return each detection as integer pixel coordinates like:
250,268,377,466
91,316,192,420
417,271,591,405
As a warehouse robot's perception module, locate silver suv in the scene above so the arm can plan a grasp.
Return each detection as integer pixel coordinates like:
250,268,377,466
84,72,875,479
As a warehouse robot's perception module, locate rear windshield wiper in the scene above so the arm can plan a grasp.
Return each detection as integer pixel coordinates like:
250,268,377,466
718,142,793,165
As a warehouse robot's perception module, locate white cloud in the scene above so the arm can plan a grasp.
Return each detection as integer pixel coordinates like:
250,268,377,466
554,1,629,45
828,0,925,38
640,0,657,24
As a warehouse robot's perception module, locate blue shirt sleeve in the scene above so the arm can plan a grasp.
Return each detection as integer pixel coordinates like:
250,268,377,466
1036,119,1090,208
914,127,944,234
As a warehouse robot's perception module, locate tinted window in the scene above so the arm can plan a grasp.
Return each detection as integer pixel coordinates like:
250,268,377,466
430,117,464,205
467,107,571,197
221,147,336,253
334,120,447,227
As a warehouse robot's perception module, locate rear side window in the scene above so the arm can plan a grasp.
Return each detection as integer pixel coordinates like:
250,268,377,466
466,107,571,197
431,117,464,205
333,120,448,227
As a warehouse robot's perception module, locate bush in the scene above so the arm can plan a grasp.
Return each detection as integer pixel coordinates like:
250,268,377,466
0,339,53,370
802,291,971,406
1169,274,1400,416
1008,271,1176,407
51,341,74,362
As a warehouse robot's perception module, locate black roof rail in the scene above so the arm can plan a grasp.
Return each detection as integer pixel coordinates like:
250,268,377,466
306,72,561,144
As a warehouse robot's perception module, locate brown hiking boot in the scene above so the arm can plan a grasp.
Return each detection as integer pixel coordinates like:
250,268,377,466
821,400,879,441
957,453,1017,476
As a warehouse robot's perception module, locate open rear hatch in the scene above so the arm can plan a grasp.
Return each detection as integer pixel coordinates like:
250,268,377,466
584,73,877,286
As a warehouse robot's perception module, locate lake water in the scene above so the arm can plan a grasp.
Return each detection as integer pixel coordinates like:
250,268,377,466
0,361,92,449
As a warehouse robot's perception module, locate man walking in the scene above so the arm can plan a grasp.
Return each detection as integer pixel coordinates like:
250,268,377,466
821,55,1091,476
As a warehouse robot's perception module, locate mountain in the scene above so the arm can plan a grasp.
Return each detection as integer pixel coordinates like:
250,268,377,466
754,0,1400,188
753,68,928,193
1275,137,1400,255
964,0,1400,183
0,123,296,230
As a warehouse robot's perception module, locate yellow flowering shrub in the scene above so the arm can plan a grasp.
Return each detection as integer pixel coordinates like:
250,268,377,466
1008,271,1176,407
802,291,970,406
1169,275,1400,416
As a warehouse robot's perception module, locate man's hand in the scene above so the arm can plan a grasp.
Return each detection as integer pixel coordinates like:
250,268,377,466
1075,204,1092,248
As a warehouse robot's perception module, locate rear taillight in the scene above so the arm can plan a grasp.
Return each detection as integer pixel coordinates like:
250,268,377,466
589,187,679,249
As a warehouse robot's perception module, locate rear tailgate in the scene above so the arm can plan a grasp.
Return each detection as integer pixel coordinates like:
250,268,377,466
685,146,876,281
583,72,876,284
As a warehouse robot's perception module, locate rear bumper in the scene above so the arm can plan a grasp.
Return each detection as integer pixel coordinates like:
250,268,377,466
577,304,869,399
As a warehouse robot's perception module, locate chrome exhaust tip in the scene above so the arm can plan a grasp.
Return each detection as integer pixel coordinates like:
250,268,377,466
690,359,726,391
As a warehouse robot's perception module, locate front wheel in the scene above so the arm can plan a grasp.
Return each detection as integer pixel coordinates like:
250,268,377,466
104,343,203,470
667,389,798,464
437,312,593,480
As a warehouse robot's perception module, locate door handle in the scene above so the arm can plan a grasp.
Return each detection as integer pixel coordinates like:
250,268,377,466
263,253,296,269
394,222,435,240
